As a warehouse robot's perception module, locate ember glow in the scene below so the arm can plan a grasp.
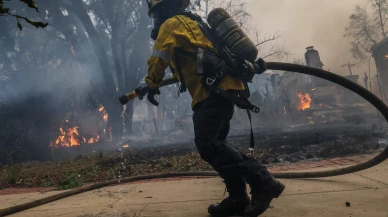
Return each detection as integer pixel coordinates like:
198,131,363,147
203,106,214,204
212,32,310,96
108,127,112,139
87,136,100,144
296,92,312,111
99,106,109,122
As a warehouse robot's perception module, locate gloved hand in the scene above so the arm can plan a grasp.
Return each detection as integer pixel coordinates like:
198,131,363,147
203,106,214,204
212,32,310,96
147,87,161,106
255,58,267,74
134,84,150,100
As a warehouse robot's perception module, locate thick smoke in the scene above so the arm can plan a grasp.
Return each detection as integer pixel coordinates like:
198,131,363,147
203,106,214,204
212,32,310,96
247,0,373,76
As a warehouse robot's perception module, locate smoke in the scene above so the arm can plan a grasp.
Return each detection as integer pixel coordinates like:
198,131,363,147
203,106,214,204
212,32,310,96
247,0,373,76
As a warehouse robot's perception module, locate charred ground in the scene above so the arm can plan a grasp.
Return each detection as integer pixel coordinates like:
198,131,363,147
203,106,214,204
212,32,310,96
1,121,386,190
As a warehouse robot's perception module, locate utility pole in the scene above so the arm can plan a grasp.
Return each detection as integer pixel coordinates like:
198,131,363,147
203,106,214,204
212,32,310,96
364,72,369,90
341,62,357,76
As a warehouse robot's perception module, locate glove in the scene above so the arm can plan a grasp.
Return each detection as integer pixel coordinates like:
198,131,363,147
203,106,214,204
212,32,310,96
255,58,267,74
147,87,161,106
134,84,150,100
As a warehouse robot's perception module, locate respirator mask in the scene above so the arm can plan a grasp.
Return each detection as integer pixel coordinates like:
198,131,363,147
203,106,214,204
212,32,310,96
150,11,165,41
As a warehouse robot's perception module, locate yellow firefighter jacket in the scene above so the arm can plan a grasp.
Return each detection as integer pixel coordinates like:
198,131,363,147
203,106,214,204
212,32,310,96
145,15,245,108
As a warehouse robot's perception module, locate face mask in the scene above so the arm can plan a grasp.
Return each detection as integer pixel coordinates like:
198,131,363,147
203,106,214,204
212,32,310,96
150,12,164,41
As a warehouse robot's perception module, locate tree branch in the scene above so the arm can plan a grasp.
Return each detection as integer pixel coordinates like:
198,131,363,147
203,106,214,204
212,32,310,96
256,33,281,47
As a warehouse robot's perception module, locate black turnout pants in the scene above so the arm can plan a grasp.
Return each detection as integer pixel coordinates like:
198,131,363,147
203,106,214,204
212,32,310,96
193,94,272,192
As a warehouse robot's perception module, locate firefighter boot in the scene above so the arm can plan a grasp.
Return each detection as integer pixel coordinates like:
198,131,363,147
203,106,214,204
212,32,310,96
244,177,285,217
208,179,250,217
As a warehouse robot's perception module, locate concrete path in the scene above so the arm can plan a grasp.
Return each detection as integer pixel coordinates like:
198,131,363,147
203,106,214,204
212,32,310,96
1,160,388,217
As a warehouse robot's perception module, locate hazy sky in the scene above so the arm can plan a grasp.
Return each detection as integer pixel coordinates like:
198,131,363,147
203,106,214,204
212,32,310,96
246,0,371,76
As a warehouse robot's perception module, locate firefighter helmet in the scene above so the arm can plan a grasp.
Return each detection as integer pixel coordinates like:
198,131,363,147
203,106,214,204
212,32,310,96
146,0,190,16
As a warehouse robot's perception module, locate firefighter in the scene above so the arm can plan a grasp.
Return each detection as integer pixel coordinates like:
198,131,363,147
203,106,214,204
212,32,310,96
140,0,285,216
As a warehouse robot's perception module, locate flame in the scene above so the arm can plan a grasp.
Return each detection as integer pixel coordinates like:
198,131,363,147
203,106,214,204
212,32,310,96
99,106,108,122
123,144,129,148
50,125,101,148
50,127,80,148
296,92,312,111
385,55,388,59
88,136,100,144
66,120,69,123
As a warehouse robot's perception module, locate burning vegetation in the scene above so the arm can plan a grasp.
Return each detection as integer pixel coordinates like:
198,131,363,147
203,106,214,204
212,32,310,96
296,92,312,111
50,105,109,149
50,127,101,149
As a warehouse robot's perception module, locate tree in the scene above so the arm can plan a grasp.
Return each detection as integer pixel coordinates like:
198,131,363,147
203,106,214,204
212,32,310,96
0,0,48,30
345,0,388,95
190,0,289,60
38,0,151,138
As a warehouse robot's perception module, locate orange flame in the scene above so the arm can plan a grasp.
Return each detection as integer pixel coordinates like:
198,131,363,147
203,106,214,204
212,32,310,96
50,127,80,148
99,106,108,122
87,136,100,144
50,126,101,148
296,92,312,111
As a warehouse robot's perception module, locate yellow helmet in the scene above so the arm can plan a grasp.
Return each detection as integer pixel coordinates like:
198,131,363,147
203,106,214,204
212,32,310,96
146,0,190,17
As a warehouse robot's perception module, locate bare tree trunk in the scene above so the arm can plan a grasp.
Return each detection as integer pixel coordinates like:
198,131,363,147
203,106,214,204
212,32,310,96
376,0,387,37
69,0,124,139
124,3,151,136
69,0,116,94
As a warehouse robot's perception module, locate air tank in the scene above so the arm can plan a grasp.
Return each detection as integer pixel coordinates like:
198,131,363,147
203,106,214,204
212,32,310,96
207,8,258,62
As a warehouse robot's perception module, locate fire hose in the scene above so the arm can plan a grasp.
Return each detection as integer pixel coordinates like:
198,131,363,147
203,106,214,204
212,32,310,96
1,62,388,216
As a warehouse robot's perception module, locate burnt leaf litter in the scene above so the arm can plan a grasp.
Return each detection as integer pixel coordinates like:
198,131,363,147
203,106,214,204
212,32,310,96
0,124,386,189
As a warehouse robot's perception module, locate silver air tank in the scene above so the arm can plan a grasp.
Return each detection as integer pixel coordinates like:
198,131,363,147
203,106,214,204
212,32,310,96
207,8,258,62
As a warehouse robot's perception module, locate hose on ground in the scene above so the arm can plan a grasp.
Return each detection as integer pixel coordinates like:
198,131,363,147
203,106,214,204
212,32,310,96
1,62,387,217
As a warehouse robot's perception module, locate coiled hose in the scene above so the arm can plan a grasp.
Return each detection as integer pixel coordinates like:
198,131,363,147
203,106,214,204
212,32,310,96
1,62,387,216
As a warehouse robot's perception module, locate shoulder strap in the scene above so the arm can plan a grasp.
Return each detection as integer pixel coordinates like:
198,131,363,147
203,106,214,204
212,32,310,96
174,49,186,93
172,11,224,52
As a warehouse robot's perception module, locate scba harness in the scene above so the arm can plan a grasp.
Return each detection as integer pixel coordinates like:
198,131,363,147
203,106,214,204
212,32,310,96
170,11,265,154
172,11,262,114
